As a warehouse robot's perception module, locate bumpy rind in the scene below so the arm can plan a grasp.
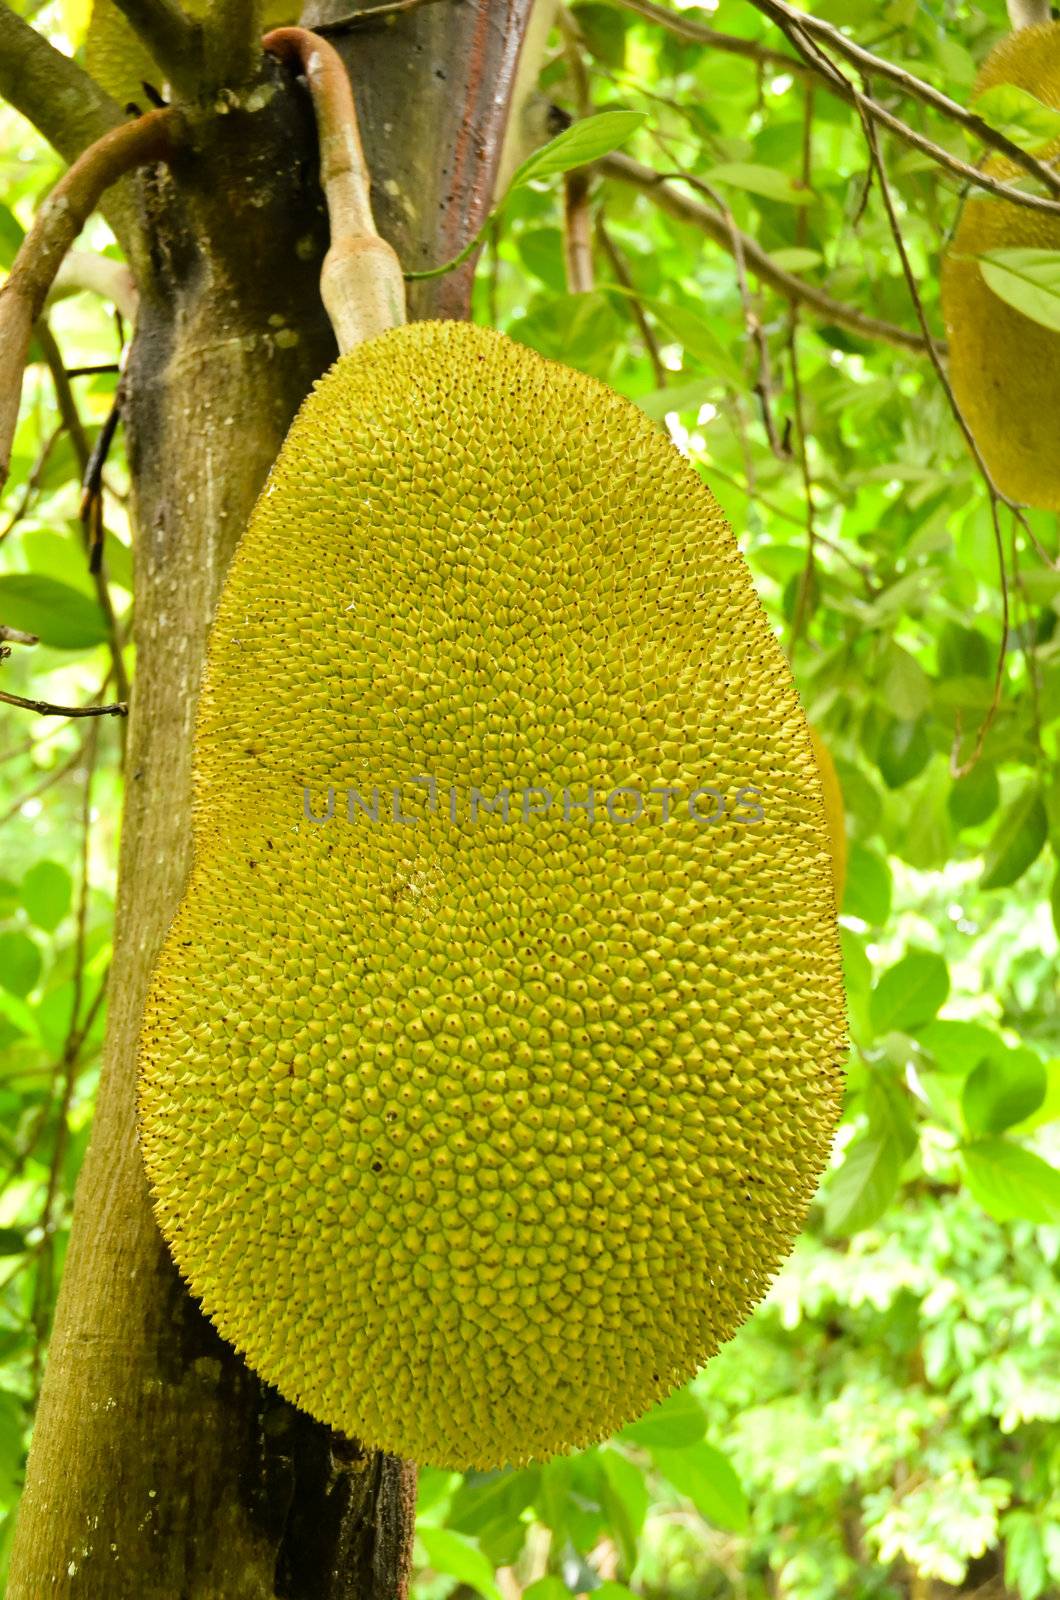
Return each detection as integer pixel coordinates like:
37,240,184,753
137,320,847,1470
941,21,1060,509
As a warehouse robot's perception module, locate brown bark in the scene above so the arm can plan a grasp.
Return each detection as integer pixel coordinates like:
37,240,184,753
7,3,534,1594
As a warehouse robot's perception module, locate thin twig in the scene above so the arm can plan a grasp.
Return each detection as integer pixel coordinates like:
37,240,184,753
0,107,181,491
595,218,667,388
31,734,100,1383
688,171,791,459
787,84,818,655
608,0,814,76
35,321,132,713
0,689,128,718
0,424,63,542
0,733,94,829
852,87,1008,777
600,152,928,351
0,625,40,646
563,171,595,292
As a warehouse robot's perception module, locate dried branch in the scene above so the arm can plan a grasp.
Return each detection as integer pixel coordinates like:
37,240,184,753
0,689,128,718
600,152,928,352
615,0,1060,207
563,171,595,291
0,107,180,492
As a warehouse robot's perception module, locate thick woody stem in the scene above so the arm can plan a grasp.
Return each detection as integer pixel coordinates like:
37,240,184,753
1007,0,1051,27
0,107,180,490
263,27,406,349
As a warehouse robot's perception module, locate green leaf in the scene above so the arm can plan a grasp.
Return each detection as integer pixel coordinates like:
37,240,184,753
948,762,999,829
980,787,1047,890
825,1131,902,1234
766,247,823,271
978,249,1060,334
841,843,892,925
0,203,25,270
0,931,42,999
570,2,630,68
619,1387,706,1448
0,1229,26,1257
869,950,949,1036
876,716,931,789
963,1053,1047,1136
628,295,744,384
650,1441,750,1533
416,1528,502,1600
0,574,108,650
598,1448,648,1574
707,162,812,204
635,378,722,422
510,110,646,189
523,1582,570,1600
961,1138,1060,1224
21,859,73,932
1052,865,1060,941
972,83,1060,147
917,1019,1003,1076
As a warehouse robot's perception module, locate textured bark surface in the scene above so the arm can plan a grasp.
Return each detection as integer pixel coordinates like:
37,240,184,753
8,4,533,1594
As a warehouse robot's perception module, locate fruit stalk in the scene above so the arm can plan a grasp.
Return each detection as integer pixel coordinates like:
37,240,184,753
263,27,407,349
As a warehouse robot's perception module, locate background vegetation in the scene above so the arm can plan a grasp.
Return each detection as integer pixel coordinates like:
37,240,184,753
1,0,1058,1595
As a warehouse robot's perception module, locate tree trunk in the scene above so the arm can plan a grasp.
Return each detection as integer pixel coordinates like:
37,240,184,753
8,4,534,1594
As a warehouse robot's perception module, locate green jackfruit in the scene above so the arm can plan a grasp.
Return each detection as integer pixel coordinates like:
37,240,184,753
941,21,1060,509
137,319,846,1470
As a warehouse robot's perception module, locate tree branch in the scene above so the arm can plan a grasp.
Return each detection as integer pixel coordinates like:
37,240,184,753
0,3,153,254
0,2,125,162
613,0,1060,206
0,107,181,492
600,151,929,352
1007,0,1051,26
200,0,262,89
109,0,203,96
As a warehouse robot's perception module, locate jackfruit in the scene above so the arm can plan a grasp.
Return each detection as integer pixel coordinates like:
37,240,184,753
137,319,846,1470
940,21,1060,509
808,725,846,908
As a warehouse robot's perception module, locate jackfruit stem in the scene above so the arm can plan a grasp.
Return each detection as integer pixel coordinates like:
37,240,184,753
1006,0,1051,27
262,27,407,351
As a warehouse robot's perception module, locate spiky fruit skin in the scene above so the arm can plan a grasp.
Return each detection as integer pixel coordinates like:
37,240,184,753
808,726,846,909
941,21,1060,509
137,320,847,1470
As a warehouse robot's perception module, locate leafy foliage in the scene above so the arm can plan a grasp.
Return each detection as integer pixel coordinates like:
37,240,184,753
1,0,1059,1595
